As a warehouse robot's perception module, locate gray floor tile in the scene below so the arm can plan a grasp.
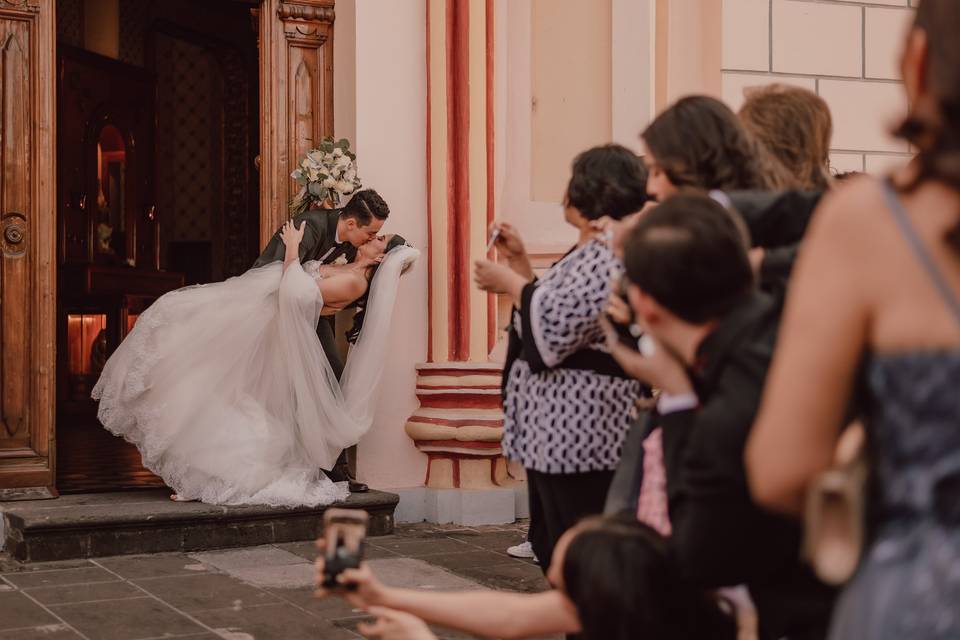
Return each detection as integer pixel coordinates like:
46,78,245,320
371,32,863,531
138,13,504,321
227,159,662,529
194,602,359,639
2,567,117,590
366,558,480,591
0,592,59,631
50,597,204,640
456,562,549,593
228,563,315,589
94,554,212,580
0,559,94,574
269,586,370,621
25,580,144,605
190,545,305,571
133,572,280,612
417,549,514,571
0,624,84,639
367,536,472,557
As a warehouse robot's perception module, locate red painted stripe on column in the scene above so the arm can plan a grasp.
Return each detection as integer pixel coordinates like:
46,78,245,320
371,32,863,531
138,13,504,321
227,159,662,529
446,0,471,361
485,0,496,354
426,0,435,363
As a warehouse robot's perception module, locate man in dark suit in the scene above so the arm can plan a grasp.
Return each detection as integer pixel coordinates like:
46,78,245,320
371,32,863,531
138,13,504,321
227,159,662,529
255,189,390,492
606,194,835,640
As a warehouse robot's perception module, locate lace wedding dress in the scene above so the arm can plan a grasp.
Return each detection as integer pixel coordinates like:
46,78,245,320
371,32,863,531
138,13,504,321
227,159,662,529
92,247,419,507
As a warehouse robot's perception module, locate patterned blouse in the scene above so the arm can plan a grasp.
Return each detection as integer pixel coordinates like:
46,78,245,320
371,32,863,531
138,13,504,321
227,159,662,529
502,239,642,474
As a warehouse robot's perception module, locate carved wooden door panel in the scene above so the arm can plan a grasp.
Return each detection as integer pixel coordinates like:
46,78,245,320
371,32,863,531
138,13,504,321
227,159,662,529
0,0,56,498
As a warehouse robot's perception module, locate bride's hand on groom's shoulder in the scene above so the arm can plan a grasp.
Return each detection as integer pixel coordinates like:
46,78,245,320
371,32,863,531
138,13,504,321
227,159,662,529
280,220,306,248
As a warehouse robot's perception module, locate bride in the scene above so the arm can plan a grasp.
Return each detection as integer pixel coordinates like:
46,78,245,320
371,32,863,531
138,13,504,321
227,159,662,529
92,219,417,507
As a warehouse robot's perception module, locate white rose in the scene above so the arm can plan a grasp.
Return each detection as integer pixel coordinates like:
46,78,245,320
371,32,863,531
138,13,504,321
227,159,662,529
307,150,324,163
322,176,337,188
307,167,321,182
332,148,344,158
335,179,354,194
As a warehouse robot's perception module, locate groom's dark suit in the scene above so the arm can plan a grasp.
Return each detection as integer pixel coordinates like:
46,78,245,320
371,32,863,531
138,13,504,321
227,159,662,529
254,208,357,378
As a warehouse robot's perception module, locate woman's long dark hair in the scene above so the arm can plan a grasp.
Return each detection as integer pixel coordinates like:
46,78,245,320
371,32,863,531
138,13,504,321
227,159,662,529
562,515,737,640
894,0,960,255
643,95,795,192
345,234,408,344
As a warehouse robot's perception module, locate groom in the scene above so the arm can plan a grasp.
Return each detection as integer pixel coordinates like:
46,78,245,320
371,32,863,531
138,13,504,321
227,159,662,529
254,188,390,492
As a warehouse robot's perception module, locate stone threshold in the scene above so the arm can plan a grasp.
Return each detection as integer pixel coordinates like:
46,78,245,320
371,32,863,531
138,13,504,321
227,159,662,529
1,489,397,563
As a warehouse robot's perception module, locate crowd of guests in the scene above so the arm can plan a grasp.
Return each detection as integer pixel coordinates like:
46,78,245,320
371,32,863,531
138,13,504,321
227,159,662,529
317,1,960,638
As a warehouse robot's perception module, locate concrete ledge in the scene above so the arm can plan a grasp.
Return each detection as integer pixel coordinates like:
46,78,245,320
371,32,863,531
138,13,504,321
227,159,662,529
390,483,528,526
1,489,398,563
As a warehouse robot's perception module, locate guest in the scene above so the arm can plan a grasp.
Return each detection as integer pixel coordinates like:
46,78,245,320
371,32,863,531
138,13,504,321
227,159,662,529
641,95,794,202
739,84,833,191
473,144,648,572
317,514,739,640
605,195,835,639
746,2,960,638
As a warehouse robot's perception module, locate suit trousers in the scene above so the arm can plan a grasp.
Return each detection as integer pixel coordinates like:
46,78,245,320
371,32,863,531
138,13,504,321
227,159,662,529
316,315,349,472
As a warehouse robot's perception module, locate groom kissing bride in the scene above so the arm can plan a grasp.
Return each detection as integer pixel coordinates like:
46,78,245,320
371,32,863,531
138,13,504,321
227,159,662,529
255,189,397,493
92,148,418,507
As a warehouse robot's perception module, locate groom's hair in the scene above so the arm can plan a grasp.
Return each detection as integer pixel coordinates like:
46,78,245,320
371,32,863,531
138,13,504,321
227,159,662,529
341,189,390,227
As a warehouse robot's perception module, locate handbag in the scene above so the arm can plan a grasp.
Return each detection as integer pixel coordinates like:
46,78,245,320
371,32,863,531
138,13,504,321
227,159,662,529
802,422,867,586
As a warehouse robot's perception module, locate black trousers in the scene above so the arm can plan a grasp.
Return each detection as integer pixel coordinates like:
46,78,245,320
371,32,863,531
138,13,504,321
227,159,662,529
317,315,349,472
526,468,615,575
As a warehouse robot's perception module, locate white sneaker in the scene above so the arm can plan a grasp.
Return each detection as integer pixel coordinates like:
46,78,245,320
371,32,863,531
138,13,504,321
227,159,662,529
506,540,537,561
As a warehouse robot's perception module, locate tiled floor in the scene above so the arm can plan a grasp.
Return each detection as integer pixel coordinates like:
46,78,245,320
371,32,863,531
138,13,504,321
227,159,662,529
0,522,555,640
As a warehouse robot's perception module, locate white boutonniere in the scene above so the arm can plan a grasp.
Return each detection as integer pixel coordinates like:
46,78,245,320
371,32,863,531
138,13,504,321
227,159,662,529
334,254,349,266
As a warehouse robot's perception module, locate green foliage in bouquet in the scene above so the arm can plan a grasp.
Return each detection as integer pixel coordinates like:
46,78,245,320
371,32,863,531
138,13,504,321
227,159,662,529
289,137,362,217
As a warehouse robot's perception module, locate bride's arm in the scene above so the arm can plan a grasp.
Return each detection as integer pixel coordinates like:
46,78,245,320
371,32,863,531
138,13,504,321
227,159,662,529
281,221,305,272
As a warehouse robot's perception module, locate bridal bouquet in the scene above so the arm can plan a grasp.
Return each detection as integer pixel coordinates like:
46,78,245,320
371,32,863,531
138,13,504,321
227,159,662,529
289,137,362,216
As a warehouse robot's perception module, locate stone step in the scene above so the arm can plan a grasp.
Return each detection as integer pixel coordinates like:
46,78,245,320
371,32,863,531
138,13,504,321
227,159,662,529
0,489,397,563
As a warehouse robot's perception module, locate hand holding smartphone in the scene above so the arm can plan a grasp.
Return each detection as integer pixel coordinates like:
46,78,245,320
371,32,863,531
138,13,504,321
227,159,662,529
320,508,369,590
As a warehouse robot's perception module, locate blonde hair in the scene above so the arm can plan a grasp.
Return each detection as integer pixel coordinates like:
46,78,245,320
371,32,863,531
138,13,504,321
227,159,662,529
739,84,833,190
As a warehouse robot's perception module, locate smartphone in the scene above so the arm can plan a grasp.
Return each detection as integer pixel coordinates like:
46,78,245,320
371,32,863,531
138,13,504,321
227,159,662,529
486,227,502,253
320,509,369,590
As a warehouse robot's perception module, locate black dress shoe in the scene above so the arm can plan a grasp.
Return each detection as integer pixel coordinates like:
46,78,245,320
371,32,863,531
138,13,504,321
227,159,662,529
327,463,369,493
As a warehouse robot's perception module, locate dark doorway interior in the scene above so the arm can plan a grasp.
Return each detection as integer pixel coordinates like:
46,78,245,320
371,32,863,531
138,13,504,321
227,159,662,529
55,0,260,493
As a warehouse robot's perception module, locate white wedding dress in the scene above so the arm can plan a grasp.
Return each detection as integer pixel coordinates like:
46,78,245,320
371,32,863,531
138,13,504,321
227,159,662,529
92,246,419,507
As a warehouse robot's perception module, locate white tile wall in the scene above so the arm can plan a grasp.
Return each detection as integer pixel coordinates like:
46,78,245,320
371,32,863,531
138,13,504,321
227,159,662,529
829,153,865,175
721,0,917,174
771,0,862,78
722,0,770,72
818,79,908,153
865,7,914,80
722,73,815,112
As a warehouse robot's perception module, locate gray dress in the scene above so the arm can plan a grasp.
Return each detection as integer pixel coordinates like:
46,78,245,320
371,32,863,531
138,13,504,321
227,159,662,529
828,182,960,639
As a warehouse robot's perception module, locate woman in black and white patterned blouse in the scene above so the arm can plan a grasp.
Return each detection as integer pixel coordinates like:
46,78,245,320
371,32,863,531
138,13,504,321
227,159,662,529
475,144,650,571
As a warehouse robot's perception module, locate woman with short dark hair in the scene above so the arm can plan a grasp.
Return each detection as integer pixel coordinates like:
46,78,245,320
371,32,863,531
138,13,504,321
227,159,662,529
474,144,649,572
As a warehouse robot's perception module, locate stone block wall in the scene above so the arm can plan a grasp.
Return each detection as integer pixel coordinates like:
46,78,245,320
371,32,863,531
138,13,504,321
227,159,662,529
721,0,917,174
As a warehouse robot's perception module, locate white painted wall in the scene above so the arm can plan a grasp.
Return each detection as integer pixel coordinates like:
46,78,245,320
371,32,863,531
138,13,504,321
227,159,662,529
336,0,430,489
497,0,654,255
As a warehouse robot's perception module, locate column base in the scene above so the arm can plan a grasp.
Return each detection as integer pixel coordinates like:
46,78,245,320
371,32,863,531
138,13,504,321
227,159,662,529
390,483,528,526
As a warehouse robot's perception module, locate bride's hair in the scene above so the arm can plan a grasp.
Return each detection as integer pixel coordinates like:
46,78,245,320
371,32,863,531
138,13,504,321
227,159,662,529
346,234,409,344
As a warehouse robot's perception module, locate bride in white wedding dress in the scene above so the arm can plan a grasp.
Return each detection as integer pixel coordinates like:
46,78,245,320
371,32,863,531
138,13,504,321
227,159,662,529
92,221,418,507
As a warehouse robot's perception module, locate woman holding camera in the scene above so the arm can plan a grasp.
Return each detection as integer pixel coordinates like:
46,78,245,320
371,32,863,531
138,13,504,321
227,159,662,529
473,144,649,572
316,514,740,640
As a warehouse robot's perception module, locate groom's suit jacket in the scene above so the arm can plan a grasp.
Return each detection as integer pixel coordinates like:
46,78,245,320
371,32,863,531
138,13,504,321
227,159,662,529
253,208,358,379
253,208,358,269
